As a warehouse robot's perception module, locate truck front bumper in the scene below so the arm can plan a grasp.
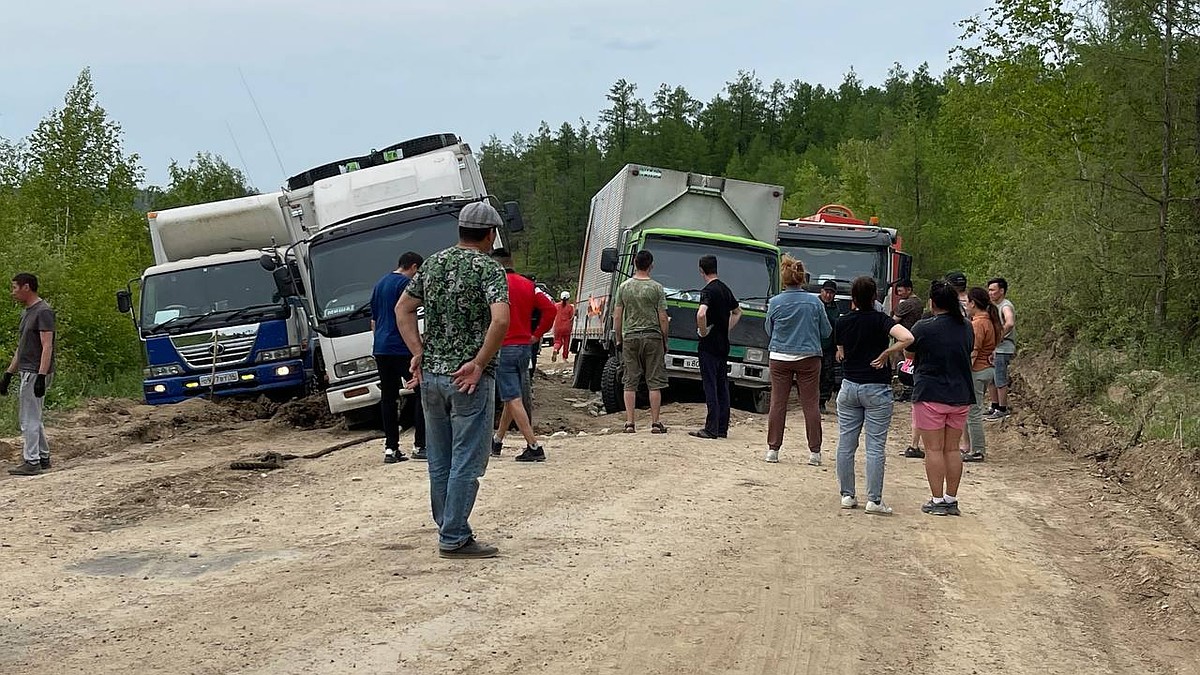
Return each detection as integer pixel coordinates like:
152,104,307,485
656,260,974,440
326,375,418,415
143,359,306,405
662,353,770,387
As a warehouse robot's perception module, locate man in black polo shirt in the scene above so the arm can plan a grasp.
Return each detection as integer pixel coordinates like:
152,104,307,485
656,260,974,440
690,255,741,440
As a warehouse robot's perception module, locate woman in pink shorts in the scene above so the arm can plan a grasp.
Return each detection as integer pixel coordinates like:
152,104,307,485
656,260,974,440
905,280,975,516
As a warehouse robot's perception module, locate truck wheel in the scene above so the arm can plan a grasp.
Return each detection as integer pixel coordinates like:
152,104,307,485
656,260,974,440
735,387,771,414
600,355,625,414
572,352,603,391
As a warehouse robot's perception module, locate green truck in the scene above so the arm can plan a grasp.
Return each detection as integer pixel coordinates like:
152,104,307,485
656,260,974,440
569,165,784,413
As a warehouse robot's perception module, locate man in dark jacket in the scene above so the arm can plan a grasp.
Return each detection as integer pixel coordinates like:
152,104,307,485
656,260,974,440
818,280,840,414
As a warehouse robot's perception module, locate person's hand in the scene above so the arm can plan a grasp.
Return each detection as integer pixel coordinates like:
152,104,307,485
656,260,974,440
33,374,46,398
0,372,11,396
451,361,484,394
870,353,889,369
835,347,845,363
530,336,541,345
407,354,423,388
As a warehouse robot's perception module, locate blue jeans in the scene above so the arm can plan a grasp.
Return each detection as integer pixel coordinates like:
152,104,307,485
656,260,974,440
836,380,894,504
420,371,495,550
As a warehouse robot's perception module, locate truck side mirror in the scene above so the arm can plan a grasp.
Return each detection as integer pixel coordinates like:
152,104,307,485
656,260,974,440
600,247,619,273
116,290,132,314
898,253,913,283
272,267,298,298
504,201,525,232
260,253,279,272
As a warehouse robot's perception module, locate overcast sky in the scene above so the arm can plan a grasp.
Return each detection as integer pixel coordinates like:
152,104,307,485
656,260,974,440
1,0,991,188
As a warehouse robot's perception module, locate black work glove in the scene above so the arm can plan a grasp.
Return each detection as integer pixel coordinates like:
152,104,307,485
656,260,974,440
0,372,11,396
33,374,46,398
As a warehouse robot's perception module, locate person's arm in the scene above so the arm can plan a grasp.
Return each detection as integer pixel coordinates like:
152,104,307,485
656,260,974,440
5,351,15,374
819,305,832,342
658,308,670,348
872,323,914,369
38,332,53,375
1000,304,1015,340
613,305,624,346
696,303,709,338
396,291,423,384
533,291,556,341
728,305,742,331
451,302,510,393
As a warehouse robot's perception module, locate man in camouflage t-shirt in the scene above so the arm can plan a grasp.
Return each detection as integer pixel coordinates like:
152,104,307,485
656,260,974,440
397,202,510,559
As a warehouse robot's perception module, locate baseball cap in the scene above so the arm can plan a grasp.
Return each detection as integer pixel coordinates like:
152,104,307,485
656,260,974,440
821,280,837,291
459,202,503,229
944,270,967,287
560,291,570,300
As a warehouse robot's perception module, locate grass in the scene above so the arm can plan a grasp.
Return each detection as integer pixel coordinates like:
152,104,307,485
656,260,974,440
0,368,142,435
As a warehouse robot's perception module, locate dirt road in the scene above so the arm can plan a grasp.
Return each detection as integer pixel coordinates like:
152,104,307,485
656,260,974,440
2,368,1198,674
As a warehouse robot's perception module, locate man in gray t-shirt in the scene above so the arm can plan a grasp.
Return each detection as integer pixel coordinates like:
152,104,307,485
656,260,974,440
2,273,56,475
986,277,1016,420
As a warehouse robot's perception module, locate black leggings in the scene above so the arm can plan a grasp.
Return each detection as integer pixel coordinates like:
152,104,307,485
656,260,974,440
376,353,426,451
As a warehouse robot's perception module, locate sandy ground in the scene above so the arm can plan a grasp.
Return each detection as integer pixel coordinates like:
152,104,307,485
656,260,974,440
1,359,1198,675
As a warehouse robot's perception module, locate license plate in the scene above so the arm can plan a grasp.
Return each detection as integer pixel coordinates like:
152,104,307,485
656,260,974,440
198,371,239,386
681,357,700,370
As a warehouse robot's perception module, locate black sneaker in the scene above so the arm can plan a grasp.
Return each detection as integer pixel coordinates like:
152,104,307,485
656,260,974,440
411,447,427,461
39,457,51,470
687,429,719,440
439,538,499,559
921,499,950,516
943,500,962,516
491,438,502,457
383,449,409,464
8,461,41,476
962,451,985,463
903,446,925,458
514,445,546,462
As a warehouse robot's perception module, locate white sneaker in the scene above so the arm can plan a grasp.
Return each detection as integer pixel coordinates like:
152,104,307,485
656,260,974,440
865,501,893,515
764,449,779,463
840,495,858,509
808,452,822,466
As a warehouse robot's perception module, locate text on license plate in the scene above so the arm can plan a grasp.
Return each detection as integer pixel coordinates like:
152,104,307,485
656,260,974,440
198,371,239,386
681,357,700,370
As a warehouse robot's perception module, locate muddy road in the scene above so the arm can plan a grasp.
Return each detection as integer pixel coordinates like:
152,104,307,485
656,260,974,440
1,362,1198,674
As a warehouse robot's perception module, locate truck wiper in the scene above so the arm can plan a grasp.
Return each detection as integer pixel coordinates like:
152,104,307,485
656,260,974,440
665,288,703,300
223,303,285,324
146,315,197,334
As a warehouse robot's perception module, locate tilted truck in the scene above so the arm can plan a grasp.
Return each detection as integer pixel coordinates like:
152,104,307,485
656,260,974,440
776,204,911,315
261,133,523,415
116,193,312,405
570,165,783,414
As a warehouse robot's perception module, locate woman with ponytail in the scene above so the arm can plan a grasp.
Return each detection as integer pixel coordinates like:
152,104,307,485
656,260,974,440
962,287,999,462
906,280,975,516
764,255,832,466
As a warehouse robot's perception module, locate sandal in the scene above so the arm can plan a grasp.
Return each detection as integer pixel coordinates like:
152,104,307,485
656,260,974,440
651,422,668,434
623,422,636,434
903,446,925,458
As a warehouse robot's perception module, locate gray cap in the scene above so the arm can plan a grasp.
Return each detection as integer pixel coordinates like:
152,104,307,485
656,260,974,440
459,202,503,229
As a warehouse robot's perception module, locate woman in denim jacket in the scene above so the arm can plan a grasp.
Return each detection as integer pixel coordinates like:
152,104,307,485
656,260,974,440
764,256,831,465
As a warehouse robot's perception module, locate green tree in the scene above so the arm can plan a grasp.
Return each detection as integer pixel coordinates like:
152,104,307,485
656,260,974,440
150,153,257,210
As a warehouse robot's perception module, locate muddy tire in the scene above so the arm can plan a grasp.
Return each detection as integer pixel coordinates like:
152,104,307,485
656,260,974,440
744,388,771,414
600,355,625,414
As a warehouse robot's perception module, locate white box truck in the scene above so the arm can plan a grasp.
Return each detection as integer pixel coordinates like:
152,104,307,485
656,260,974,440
262,134,523,415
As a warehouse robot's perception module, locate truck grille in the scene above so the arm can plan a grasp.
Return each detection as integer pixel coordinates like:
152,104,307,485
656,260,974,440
171,327,259,370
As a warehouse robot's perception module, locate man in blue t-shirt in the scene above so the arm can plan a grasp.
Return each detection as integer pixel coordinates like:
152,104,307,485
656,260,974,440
371,251,424,463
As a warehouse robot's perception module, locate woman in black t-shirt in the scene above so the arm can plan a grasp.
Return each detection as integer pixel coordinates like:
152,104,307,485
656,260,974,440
833,276,913,515
906,280,975,517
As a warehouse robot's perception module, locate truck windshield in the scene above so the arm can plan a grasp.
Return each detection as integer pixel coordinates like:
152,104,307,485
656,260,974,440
641,236,778,311
780,243,884,289
141,260,283,332
308,213,461,321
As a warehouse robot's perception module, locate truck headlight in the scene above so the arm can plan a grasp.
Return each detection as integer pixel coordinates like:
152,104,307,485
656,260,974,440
744,348,767,364
147,364,183,378
256,346,303,363
334,356,377,378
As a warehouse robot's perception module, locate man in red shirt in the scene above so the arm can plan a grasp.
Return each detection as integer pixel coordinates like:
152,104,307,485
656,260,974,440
551,291,574,362
492,250,556,461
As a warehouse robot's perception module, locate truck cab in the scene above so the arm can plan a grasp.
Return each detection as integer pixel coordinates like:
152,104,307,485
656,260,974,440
571,165,784,413
118,193,312,405
266,134,523,415
776,204,911,315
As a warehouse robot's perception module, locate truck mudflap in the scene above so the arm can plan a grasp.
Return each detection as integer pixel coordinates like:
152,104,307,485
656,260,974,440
144,358,306,405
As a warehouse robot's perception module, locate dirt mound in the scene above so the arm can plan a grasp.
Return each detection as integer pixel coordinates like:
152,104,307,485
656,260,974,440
267,395,343,430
